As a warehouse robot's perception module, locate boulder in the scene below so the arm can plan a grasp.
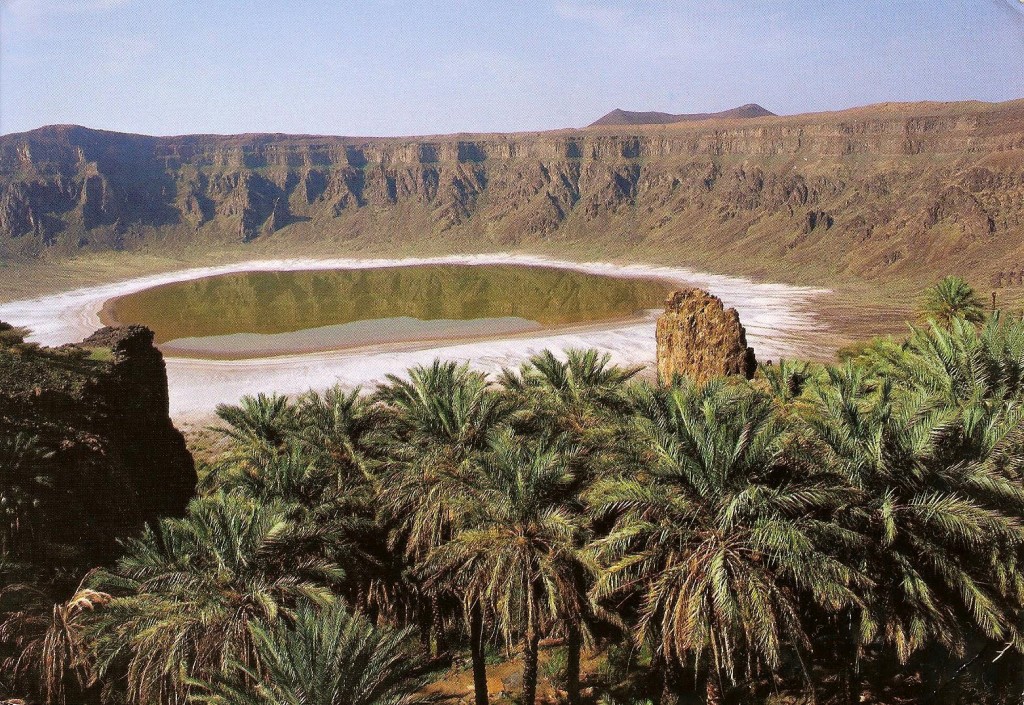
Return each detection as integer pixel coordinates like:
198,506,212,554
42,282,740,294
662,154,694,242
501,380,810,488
656,288,757,384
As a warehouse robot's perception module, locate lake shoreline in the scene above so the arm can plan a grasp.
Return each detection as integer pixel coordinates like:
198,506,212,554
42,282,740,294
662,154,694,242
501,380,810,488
0,253,831,419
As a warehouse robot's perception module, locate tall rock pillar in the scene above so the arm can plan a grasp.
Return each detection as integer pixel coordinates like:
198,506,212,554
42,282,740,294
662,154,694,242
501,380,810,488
655,288,757,384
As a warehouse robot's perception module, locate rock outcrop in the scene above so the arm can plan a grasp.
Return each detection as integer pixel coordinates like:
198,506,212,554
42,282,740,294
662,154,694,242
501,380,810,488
2,99,1024,287
0,324,195,568
656,289,757,384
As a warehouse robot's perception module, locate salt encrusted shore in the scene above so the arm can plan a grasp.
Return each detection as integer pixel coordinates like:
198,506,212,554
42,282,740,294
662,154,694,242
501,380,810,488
0,253,829,419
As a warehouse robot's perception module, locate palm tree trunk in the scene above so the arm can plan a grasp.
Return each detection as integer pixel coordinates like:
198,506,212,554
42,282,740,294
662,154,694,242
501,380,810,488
659,654,682,705
566,622,581,705
843,665,860,705
705,672,722,705
842,610,862,705
522,598,541,705
417,605,431,649
430,593,442,657
469,602,489,705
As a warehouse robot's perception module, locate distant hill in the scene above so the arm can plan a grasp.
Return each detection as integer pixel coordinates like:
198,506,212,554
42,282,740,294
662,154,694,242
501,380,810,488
589,104,776,127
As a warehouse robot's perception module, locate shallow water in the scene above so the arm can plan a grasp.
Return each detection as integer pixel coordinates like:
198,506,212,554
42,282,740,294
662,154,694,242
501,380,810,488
102,264,672,356
160,316,545,358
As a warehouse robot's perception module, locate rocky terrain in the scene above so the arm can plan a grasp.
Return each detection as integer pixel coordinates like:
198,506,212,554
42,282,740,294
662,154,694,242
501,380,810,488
2,98,1024,291
656,288,756,383
0,323,195,567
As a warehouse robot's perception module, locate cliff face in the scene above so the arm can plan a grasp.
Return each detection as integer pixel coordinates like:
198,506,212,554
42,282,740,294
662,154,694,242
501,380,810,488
656,289,756,384
0,324,195,567
2,99,1024,284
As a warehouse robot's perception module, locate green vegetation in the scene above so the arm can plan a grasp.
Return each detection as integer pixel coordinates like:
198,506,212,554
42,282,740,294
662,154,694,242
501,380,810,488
0,433,52,559
105,265,672,346
0,322,31,347
190,603,434,705
6,279,1024,705
918,275,987,327
83,347,114,362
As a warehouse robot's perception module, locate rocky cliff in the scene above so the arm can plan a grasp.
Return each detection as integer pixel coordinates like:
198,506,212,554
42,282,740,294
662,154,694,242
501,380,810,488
2,99,1024,286
0,324,195,568
656,289,756,384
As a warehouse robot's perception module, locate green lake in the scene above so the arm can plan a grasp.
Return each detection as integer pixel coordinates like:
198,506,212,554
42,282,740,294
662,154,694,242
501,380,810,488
101,265,673,358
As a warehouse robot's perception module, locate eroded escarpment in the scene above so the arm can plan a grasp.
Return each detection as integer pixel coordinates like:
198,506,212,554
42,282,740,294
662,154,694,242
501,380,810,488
0,323,196,567
2,99,1024,285
656,288,757,384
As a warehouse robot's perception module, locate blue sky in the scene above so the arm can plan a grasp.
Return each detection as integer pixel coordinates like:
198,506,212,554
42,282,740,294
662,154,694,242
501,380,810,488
2,0,1023,137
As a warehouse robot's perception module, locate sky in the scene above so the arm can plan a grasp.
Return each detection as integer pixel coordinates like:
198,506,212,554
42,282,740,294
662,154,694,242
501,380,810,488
1,0,1023,137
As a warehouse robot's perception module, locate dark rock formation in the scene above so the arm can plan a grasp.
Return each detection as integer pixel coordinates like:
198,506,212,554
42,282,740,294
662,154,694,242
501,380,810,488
656,289,757,384
0,323,195,568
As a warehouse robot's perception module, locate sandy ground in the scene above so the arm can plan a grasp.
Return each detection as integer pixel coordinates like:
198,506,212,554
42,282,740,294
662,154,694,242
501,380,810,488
0,253,830,421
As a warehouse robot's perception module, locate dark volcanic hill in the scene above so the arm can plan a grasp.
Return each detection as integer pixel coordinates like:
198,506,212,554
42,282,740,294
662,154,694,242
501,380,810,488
589,104,776,126
2,99,1024,290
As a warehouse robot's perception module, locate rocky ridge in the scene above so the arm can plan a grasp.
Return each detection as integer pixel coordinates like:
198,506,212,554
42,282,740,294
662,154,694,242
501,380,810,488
2,99,1024,286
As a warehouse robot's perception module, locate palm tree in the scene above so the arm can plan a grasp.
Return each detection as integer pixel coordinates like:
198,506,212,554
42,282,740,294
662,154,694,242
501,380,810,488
189,602,433,705
205,445,385,611
423,431,595,705
376,361,514,561
758,358,814,405
918,276,985,327
294,385,383,482
801,363,1024,700
0,584,110,705
499,349,640,703
590,380,862,705
213,393,297,456
375,360,516,705
882,314,1024,407
208,444,335,508
85,492,345,705
0,321,30,347
499,349,641,438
